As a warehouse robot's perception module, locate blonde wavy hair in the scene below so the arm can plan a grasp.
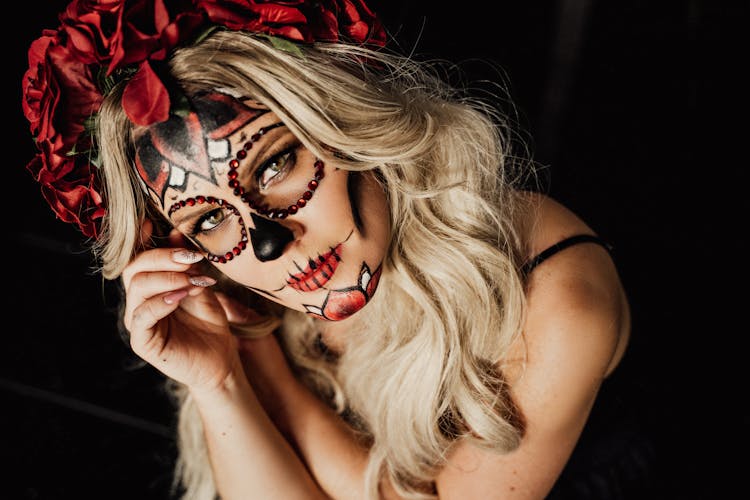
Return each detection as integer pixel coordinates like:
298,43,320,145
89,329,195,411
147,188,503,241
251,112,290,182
93,29,538,499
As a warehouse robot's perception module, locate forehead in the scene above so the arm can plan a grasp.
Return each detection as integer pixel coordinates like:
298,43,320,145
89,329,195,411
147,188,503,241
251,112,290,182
133,92,273,206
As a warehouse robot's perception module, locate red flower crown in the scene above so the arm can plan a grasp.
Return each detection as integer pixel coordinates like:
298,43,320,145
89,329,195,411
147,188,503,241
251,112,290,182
22,0,386,239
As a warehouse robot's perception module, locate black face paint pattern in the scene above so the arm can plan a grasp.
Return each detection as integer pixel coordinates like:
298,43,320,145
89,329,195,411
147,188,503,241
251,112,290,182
134,92,265,205
347,171,364,232
249,213,294,262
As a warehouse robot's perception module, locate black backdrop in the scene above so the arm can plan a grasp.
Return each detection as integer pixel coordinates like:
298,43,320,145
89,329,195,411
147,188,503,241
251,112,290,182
4,1,745,498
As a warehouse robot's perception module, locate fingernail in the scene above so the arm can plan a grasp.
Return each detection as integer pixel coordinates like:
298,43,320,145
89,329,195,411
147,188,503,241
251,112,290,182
189,275,217,287
164,290,189,304
172,249,203,264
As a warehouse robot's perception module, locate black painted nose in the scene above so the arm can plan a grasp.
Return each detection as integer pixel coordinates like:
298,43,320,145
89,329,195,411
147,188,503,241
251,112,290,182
249,213,294,262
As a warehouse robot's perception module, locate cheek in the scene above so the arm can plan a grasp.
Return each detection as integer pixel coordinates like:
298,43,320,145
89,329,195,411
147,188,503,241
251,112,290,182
355,171,391,248
308,168,356,228
213,257,285,296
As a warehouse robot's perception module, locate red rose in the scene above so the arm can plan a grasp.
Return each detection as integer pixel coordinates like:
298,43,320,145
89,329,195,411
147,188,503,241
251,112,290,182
197,0,313,41
114,0,205,68
22,27,105,237
60,0,125,65
197,0,386,46
22,34,55,138
26,154,105,239
23,32,102,159
58,0,207,126
309,0,386,45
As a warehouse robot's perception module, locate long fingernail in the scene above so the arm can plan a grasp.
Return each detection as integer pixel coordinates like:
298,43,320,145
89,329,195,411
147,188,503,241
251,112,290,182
189,275,217,287
164,290,189,304
172,249,203,264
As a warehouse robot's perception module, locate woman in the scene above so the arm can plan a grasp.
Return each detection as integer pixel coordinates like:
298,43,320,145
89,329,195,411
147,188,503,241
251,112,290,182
22,1,650,498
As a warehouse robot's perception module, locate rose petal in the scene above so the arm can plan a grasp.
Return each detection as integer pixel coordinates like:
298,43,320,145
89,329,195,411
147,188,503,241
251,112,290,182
121,60,170,126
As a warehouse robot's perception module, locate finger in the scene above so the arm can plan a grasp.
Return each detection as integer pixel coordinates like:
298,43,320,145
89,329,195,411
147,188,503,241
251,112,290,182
121,246,205,292
123,270,216,330
127,291,186,360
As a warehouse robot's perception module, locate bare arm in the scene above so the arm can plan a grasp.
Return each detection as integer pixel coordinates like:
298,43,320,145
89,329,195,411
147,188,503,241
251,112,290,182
190,363,328,500
236,334,378,500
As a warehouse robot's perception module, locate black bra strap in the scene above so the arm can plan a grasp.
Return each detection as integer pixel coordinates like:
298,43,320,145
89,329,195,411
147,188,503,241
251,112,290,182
521,234,614,276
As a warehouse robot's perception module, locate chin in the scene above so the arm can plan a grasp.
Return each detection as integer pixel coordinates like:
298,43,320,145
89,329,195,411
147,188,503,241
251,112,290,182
301,260,382,321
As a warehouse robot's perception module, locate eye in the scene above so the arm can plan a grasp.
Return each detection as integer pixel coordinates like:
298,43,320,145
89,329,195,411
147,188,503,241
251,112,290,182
193,207,228,234
257,149,295,191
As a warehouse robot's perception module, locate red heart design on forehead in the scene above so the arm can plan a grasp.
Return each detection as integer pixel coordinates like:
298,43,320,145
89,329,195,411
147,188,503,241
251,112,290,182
134,91,266,204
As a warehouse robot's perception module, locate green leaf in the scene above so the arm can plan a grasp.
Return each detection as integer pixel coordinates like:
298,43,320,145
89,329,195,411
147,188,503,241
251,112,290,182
257,34,305,58
171,91,191,118
191,25,221,46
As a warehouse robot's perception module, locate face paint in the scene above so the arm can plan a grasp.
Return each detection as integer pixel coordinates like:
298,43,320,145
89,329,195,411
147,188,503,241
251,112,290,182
136,91,390,321
303,261,382,321
167,196,249,263
249,213,294,262
286,242,343,292
135,92,262,200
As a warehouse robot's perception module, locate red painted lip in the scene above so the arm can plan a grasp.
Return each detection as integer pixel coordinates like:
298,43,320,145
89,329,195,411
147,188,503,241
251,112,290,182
286,244,342,292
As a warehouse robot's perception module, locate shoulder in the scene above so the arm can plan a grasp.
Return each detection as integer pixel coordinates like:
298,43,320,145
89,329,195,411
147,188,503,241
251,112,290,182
508,189,630,421
511,190,630,382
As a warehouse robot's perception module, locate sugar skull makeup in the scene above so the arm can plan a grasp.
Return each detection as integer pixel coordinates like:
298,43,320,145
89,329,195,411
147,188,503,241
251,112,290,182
133,91,390,321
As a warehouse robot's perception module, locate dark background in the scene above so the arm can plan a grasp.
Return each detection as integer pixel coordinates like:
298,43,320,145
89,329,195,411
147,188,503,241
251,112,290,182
4,1,745,498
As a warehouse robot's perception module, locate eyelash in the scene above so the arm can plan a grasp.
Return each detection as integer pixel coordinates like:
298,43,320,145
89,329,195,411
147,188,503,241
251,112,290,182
255,146,297,190
188,207,229,238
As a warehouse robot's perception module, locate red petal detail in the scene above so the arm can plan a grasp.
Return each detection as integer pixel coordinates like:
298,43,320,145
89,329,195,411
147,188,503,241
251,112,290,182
323,289,367,321
121,61,170,126
365,264,382,298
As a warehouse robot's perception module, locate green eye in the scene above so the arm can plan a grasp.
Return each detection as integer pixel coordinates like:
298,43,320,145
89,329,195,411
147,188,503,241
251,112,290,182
198,208,227,232
258,151,293,190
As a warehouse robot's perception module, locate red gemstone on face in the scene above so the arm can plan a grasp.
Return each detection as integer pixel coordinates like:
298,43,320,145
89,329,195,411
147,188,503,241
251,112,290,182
302,191,313,200
236,150,247,159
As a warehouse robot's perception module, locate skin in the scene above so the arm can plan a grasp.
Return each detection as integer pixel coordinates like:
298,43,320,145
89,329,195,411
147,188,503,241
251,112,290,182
132,91,388,321
121,94,630,497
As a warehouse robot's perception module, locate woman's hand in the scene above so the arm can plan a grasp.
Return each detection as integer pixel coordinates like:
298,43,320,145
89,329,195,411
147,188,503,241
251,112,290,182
120,219,242,393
